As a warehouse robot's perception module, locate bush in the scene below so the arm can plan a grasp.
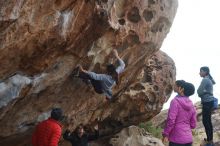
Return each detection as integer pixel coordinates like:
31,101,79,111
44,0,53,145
139,121,163,139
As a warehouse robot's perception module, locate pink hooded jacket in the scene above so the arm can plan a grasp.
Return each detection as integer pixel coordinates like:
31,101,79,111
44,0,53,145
163,96,197,144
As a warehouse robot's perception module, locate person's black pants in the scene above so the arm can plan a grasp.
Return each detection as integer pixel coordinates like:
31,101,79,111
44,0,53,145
79,72,103,94
169,142,192,146
202,101,214,142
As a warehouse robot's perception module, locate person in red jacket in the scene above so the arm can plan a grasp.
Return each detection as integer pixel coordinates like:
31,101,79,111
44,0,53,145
32,108,63,146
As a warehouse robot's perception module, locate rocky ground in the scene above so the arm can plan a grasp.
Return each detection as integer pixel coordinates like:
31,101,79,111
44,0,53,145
89,126,165,146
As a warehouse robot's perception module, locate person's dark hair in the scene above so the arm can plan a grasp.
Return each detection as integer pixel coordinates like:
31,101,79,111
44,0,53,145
106,64,119,85
182,82,195,97
200,66,216,84
51,108,63,121
74,124,84,135
175,80,185,88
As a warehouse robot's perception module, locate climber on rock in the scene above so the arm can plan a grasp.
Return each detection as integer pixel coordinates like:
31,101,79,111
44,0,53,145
72,48,125,101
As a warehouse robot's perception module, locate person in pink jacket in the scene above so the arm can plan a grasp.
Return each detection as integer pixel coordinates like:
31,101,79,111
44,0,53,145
163,81,197,146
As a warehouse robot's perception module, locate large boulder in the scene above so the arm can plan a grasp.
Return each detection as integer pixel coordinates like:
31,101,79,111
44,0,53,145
90,126,165,146
0,0,178,145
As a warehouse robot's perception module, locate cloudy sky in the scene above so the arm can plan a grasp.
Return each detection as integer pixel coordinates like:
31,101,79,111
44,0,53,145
161,0,220,109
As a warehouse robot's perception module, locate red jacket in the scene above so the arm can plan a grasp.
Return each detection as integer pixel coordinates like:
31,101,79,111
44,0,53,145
32,118,62,146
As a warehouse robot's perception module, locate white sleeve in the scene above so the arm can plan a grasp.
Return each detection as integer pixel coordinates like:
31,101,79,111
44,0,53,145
116,59,125,74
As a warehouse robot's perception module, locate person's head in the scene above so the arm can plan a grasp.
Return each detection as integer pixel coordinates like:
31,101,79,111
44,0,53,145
75,124,84,137
106,64,119,85
200,66,210,77
200,66,216,84
106,64,116,75
51,108,63,121
174,80,185,93
181,82,195,97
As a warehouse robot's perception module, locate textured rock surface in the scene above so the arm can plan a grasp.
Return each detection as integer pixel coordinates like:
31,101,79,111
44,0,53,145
90,126,165,146
0,0,177,145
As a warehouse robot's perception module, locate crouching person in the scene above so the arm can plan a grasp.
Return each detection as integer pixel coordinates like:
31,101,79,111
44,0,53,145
63,124,99,146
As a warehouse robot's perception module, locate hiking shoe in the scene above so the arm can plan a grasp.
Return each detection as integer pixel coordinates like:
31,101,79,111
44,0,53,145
72,66,80,77
82,79,91,85
205,140,214,146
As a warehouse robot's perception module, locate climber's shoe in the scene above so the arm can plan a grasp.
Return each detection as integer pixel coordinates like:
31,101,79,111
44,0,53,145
82,79,93,89
106,96,118,103
72,66,80,77
106,96,110,101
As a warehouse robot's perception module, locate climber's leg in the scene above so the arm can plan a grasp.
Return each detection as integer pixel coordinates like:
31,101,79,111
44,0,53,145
90,79,103,94
72,67,103,94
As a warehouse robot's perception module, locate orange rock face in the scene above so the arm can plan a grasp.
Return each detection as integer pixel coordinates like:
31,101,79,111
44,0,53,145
0,0,177,145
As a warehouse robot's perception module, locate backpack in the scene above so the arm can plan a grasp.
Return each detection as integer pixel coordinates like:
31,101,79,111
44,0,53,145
213,97,218,110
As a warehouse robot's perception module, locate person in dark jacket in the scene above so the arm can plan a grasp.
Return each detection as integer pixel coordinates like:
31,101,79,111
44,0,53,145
63,124,99,146
32,108,63,146
72,49,125,101
197,66,216,146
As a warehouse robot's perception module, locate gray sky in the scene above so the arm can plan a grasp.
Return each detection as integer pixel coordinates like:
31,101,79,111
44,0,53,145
161,0,220,109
